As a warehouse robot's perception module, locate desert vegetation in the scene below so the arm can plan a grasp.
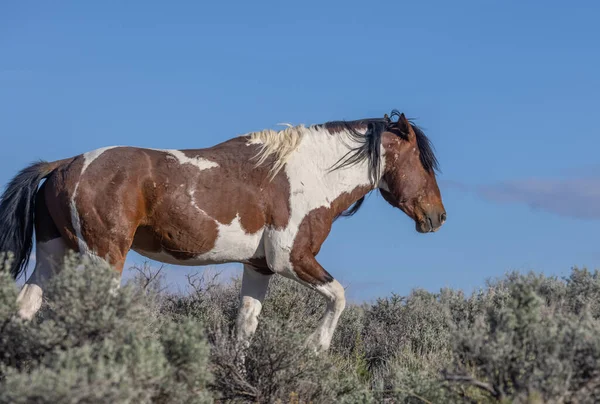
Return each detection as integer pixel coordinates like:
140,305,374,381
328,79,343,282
1,252,599,403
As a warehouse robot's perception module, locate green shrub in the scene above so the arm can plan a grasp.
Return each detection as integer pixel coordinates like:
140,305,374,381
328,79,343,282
446,271,600,403
0,254,213,404
208,316,373,403
162,271,373,403
2,252,599,404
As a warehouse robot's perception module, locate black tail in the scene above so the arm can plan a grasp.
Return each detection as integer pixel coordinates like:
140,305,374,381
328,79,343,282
0,160,63,279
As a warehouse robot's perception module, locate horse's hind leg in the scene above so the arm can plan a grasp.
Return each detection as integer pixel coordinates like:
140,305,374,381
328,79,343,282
235,264,272,347
18,218,133,321
17,191,67,320
17,238,67,319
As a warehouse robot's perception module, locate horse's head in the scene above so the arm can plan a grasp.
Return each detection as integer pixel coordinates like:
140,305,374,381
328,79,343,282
379,112,446,233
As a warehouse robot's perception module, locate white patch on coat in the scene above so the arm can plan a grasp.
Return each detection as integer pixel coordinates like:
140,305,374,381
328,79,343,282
69,191,89,254
17,238,67,320
196,214,265,264
188,188,209,216
263,125,385,277
152,148,219,171
81,146,121,173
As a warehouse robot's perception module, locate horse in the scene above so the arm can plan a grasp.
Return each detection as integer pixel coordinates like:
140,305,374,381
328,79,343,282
0,109,446,353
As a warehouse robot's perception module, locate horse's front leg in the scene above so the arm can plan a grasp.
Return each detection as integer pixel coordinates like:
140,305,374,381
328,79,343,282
285,252,346,353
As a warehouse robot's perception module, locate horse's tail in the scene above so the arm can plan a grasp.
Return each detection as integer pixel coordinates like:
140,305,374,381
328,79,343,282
0,158,71,279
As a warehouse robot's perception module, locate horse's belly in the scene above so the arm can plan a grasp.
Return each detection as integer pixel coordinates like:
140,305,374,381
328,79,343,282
132,217,265,267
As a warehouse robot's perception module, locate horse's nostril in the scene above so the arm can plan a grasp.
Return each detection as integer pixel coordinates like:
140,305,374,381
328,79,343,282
440,212,447,223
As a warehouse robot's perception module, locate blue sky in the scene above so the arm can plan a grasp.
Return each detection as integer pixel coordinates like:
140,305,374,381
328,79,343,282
1,1,599,301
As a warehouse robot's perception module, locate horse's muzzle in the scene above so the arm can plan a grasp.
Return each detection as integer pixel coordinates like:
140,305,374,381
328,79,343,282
417,211,446,233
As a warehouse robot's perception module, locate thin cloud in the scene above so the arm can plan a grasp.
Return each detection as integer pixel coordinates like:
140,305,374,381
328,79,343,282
476,178,600,219
440,179,472,193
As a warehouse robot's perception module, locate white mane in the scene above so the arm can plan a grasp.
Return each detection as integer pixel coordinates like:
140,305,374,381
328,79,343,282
247,123,310,180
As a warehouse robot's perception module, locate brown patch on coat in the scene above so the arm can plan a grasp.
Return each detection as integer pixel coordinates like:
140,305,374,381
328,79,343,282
290,184,373,285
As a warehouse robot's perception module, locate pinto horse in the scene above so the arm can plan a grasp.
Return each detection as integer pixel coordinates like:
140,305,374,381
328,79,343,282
0,110,445,352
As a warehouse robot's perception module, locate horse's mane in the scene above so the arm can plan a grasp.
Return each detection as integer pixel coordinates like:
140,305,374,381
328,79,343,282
320,110,439,180
247,110,439,216
247,124,307,181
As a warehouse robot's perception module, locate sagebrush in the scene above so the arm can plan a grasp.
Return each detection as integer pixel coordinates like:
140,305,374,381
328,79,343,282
1,254,599,403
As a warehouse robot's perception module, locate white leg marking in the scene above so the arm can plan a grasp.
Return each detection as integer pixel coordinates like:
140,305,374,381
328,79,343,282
310,279,346,352
235,265,272,347
16,284,43,320
17,238,67,320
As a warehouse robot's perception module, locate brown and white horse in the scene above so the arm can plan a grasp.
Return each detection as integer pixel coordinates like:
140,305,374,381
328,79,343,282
0,110,445,352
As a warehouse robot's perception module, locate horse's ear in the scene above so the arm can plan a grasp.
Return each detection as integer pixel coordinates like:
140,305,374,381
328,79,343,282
397,113,415,142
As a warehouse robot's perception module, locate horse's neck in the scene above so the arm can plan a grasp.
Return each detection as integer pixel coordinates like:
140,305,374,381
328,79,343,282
284,128,377,216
